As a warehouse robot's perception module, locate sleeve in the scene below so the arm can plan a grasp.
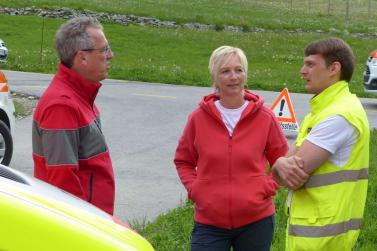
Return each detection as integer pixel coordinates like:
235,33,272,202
173,114,199,193
306,115,357,154
38,104,86,200
264,111,289,195
265,112,289,167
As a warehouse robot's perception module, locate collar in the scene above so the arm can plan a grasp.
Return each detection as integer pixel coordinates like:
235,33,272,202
200,90,263,120
56,63,102,104
310,80,349,115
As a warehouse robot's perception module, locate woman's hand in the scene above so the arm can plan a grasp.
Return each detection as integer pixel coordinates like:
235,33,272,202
272,156,309,190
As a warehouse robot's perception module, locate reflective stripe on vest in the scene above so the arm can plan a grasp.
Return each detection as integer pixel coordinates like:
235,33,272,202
304,168,368,188
289,218,362,237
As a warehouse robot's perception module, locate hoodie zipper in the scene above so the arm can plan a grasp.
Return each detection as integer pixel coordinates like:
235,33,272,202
228,134,234,228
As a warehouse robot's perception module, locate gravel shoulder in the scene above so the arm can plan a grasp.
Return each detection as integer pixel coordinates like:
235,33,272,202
11,92,38,119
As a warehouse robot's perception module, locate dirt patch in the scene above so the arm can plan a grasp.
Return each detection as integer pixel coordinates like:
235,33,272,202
11,92,39,119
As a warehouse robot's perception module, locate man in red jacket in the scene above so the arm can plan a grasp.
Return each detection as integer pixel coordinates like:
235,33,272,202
32,16,115,215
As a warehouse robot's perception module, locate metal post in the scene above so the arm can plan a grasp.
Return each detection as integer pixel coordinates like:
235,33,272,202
345,0,350,22
308,0,312,13
39,16,45,64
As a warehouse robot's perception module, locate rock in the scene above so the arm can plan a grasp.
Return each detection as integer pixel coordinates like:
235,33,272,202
224,25,243,32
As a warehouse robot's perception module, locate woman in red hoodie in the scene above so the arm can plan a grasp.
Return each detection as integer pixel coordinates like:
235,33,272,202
174,46,288,251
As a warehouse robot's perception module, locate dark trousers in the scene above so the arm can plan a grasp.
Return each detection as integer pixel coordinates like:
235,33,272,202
191,215,275,251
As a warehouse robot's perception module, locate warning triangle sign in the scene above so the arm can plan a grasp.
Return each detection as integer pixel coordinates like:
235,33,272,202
270,88,299,132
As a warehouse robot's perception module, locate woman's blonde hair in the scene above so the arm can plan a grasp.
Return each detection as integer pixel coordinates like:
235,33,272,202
208,45,248,84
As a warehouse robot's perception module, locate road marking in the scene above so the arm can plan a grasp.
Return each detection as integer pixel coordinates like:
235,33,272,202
12,85,46,88
365,109,377,113
131,93,176,99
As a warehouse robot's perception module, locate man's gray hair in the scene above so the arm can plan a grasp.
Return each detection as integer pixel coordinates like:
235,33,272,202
55,16,103,68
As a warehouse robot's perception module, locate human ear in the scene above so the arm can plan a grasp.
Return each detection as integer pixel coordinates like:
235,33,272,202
74,51,88,66
330,61,341,75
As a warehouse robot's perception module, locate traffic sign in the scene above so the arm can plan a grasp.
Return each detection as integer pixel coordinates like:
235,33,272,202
270,88,299,132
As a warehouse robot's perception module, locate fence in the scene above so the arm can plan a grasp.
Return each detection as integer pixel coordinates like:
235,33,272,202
245,0,376,22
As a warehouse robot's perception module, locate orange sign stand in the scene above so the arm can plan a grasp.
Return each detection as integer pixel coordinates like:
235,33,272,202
270,88,299,132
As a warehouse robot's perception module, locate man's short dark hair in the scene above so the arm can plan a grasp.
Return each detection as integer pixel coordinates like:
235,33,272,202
304,37,354,82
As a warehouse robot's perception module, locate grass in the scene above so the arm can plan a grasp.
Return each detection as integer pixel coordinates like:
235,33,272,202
13,100,26,117
0,14,376,97
354,129,377,251
132,201,193,251
1,0,377,33
133,130,377,251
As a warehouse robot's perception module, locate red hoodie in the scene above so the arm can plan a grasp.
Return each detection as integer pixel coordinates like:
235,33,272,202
174,91,288,229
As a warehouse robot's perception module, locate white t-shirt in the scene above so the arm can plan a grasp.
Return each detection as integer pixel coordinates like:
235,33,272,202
215,100,249,136
306,115,358,167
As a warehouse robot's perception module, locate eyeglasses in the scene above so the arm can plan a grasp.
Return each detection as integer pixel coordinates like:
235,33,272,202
82,45,111,54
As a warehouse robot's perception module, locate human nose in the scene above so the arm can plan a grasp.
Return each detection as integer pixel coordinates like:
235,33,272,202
230,70,238,79
300,65,306,75
106,47,114,59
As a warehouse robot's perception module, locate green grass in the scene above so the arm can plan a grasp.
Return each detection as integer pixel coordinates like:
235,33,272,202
13,100,26,117
1,0,377,33
134,130,377,251
1,14,376,97
354,129,377,251
132,201,194,251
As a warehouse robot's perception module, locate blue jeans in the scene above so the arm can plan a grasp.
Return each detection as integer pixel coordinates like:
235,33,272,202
191,215,275,251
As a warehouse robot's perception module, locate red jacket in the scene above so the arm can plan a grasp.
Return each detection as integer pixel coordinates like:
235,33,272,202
32,64,115,215
174,91,288,229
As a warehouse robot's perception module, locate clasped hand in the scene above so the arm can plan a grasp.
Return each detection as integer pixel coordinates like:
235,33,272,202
272,156,309,190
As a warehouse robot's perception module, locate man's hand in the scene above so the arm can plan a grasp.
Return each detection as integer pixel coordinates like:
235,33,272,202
272,156,309,190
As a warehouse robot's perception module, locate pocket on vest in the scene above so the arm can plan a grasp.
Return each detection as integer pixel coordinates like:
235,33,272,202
290,203,336,225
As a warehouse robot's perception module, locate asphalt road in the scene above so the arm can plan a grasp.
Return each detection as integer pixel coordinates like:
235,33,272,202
5,69,377,225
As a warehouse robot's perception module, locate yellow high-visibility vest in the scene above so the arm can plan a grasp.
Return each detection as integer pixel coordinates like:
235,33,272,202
286,81,369,251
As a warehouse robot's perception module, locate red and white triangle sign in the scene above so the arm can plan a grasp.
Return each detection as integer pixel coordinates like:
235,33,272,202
270,88,299,132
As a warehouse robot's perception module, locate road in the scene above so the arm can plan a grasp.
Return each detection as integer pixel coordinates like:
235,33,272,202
4,69,377,225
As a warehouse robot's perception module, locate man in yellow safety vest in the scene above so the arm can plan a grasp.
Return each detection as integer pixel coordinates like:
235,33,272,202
272,37,369,250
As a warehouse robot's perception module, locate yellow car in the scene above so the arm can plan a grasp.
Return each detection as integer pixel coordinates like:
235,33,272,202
0,164,155,251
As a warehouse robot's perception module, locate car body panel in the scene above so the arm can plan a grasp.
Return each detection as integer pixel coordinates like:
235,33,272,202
0,39,8,61
363,49,377,95
0,70,15,130
0,70,16,165
0,165,155,251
